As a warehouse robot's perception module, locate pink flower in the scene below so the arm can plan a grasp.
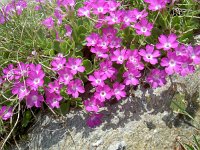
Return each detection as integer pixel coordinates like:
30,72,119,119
111,49,128,64
12,82,29,100
86,113,103,128
0,106,13,121
54,7,65,25
26,91,44,108
66,58,85,75
146,69,167,88
15,0,27,15
123,69,141,86
97,36,110,49
178,57,195,77
161,51,182,75
86,33,100,47
45,90,63,108
139,45,160,65
51,54,66,71
48,80,62,94
113,82,126,100
121,10,136,27
134,18,153,36
90,47,108,58
126,49,144,70
99,60,116,79
186,45,200,65
3,64,15,81
92,0,109,15
94,85,113,102
106,11,122,25
26,71,45,90
107,0,120,12
64,24,72,37
14,62,29,79
88,71,107,87
42,16,54,29
84,97,102,112
144,0,167,11
132,9,148,20
78,6,90,17
67,79,85,98
58,67,73,85
156,33,179,50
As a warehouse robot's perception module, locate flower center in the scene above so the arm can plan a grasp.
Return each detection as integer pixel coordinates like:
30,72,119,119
169,60,176,67
164,43,171,49
100,91,106,97
72,65,78,70
32,95,38,102
97,7,104,13
34,78,40,84
146,54,152,59
141,27,147,33
118,56,124,62
155,5,161,10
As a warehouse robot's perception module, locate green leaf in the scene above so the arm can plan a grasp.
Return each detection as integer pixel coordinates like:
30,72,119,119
170,93,187,114
22,110,32,128
53,40,60,52
83,59,93,74
60,101,70,115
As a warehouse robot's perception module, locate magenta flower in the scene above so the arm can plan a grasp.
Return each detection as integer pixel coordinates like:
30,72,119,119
48,80,62,94
92,0,109,15
64,24,72,37
106,11,122,25
0,106,13,121
26,91,44,108
126,49,144,70
67,79,85,98
12,82,29,100
123,69,141,86
45,90,63,108
144,0,167,11
113,82,126,101
186,45,200,65
132,9,148,20
84,97,102,112
156,33,179,50
86,113,103,128
102,26,118,39
99,60,116,79
178,57,195,77
107,0,120,12
88,71,107,87
175,44,187,56
54,7,65,25
111,49,128,64
15,0,27,15
161,51,182,75
42,16,54,29
134,18,153,36
3,64,15,81
58,67,73,85
29,64,43,75
86,33,100,47
109,37,122,48
94,85,113,102
121,10,136,27
51,54,66,71
66,58,85,75
14,62,29,79
139,45,160,65
26,71,45,91
90,47,108,58
97,36,110,49
146,69,167,88
78,6,90,17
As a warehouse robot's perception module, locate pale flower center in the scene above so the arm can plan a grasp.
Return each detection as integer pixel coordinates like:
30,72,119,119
32,95,38,102
141,27,147,33
164,43,172,49
169,60,176,67
155,5,161,10
118,56,124,62
97,7,104,13
72,65,78,70
34,78,40,84
146,54,152,59
100,91,106,97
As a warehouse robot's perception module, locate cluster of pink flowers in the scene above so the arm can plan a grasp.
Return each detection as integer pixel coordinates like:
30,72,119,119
0,0,27,24
78,0,154,36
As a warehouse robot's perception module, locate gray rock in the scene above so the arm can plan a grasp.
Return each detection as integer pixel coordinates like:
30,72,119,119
10,67,200,150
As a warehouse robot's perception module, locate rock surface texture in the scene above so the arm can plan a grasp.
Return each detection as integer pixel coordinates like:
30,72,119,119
12,69,200,150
